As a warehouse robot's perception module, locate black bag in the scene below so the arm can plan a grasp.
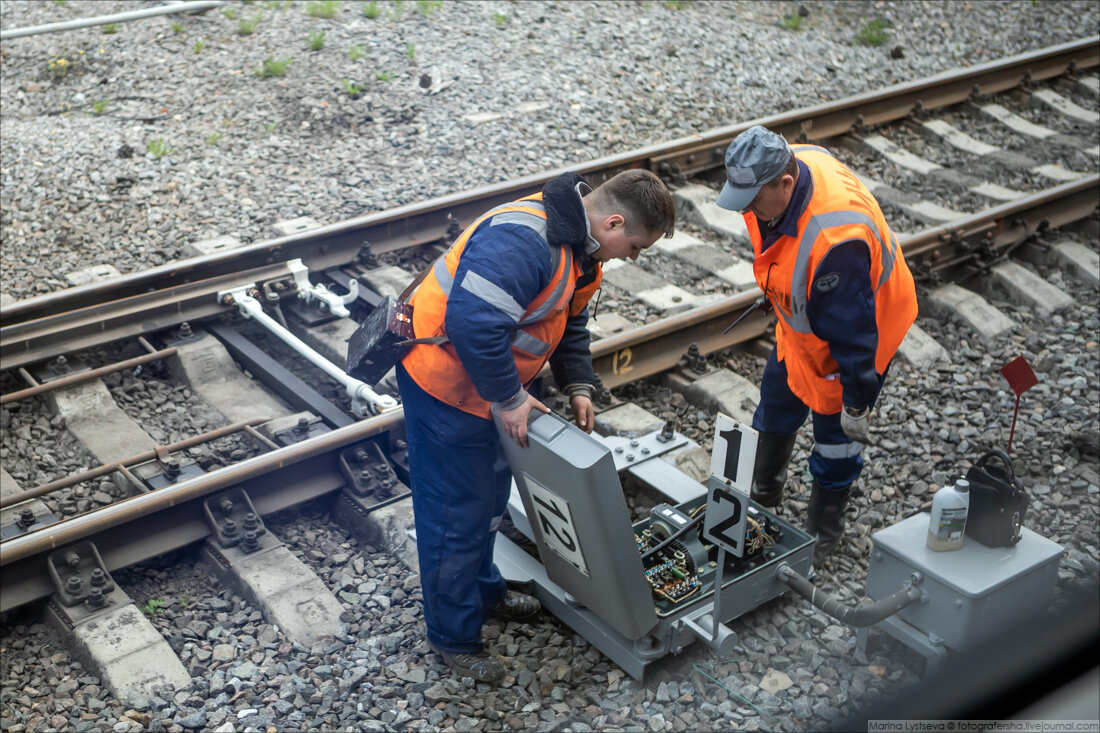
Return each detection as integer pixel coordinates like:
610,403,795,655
346,295,417,386
345,265,447,387
964,450,1029,548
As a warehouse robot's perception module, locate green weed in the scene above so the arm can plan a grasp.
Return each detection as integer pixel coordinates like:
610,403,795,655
492,12,507,26
146,139,175,159
221,7,238,20
205,132,224,146
348,43,364,60
264,121,278,133
92,99,108,115
362,1,380,19
857,17,891,46
255,56,292,77
780,12,802,30
416,0,442,14
238,14,261,35
141,598,165,618
405,42,415,61
102,23,118,34
305,0,341,18
661,0,685,9
389,0,404,20
341,78,366,96
193,38,206,54
171,21,185,33
308,30,326,50
375,70,391,82
179,588,196,610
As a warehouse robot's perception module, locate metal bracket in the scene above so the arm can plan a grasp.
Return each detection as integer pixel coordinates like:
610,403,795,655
338,442,410,507
676,342,715,380
273,414,331,446
30,354,90,384
599,428,689,472
1,504,61,539
288,258,359,319
202,487,273,554
46,541,130,625
143,456,205,490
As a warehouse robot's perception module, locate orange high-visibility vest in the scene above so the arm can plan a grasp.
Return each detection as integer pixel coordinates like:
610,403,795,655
746,145,918,414
402,193,603,418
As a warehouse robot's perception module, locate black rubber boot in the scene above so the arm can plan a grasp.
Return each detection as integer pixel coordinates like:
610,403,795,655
805,480,853,563
750,432,798,508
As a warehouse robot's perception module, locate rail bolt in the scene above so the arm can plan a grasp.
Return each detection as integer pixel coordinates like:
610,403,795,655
242,512,260,532
66,575,84,595
686,343,707,373
163,460,181,479
393,439,407,451
353,448,370,463
378,478,394,498
358,469,374,486
658,420,675,443
178,322,193,338
295,417,311,434
90,568,108,587
222,518,240,539
85,586,108,610
65,551,81,568
16,508,36,529
241,530,261,554
51,355,70,375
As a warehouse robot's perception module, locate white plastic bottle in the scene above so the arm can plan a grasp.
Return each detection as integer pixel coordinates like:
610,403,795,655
927,478,970,551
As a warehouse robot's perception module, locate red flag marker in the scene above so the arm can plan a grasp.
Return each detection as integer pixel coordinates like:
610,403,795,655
1000,356,1039,454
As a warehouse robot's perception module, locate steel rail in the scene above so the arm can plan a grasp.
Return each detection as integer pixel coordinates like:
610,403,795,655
2,37,1096,370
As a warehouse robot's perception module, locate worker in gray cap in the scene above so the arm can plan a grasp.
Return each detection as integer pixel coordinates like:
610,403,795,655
716,125,918,563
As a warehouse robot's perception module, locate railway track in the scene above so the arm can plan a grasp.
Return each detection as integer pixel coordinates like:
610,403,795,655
1,38,1098,729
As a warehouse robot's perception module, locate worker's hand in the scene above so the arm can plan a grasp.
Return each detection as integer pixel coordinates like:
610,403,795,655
570,394,594,434
499,395,552,448
840,405,872,444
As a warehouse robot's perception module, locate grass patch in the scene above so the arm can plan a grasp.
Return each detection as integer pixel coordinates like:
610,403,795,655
305,0,341,18
362,1,380,18
375,70,391,82
146,139,174,159
417,0,442,14
492,11,507,26
193,38,206,54
856,17,892,46
308,30,326,50
780,12,802,30
341,78,366,96
92,99,108,115
102,22,118,34
349,43,364,60
255,56,292,77
205,132,223,146
171,21,185,33
238,14,261,35
405,42,415,61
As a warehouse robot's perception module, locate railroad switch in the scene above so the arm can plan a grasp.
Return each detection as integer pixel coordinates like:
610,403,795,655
0,505,60,539
338,442,410,510
203,487,272,554
46,541,132,628
29,353,91,384
273,415,330,446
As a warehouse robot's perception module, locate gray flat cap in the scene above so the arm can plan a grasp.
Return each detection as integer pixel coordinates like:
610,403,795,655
716,126,793,211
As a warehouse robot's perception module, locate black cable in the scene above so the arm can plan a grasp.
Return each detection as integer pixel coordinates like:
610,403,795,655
640,509,705,563
778,564,921,627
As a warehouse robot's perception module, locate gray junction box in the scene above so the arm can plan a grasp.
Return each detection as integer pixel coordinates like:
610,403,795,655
865,512,1063,653
494,413,814,679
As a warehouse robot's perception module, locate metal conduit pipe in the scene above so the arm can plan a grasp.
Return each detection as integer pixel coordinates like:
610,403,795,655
0,409,404,565
0,418,267,509
0,348,177,405
0,1,224,40
776,563,923,628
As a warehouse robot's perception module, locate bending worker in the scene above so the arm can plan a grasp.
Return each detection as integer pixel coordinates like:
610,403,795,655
398,170,675,682
715,126,917,563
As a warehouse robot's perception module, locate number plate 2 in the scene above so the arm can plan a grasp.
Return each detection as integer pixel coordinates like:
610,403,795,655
525,477,590,577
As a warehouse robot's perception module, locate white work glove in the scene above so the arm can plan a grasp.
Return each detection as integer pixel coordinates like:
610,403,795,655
841,405,872,444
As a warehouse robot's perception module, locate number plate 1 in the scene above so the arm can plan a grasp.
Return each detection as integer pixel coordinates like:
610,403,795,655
525,477,590,577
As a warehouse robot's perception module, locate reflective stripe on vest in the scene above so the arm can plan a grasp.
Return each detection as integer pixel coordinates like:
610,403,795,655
776,208,899,335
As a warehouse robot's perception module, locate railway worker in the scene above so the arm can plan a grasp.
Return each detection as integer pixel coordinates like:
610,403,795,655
715,125,918,563
396,170,676,682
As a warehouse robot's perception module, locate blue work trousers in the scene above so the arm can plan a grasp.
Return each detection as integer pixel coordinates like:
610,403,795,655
396,365,510,653
752,349,874,491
